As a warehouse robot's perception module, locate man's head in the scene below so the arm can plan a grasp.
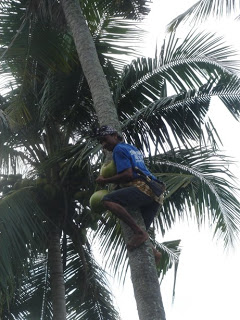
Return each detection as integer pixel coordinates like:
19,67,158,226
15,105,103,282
95,125,123,151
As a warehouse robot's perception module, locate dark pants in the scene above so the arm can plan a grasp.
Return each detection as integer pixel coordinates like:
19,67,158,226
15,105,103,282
102,186,160,230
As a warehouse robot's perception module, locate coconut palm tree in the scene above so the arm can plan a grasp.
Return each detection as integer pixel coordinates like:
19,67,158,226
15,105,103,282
44,0,167,318
0,82,120,320
0,1,126,318
0,0,240,319
0,1,165,318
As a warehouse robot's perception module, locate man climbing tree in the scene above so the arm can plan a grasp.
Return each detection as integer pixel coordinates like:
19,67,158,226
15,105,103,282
95,125,165,263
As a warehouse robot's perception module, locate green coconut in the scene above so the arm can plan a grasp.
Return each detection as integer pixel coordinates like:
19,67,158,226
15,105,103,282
89,189,109,213
100,160,117,178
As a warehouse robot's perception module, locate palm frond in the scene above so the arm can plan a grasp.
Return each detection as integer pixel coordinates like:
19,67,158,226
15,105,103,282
167,0,239,31
24,0,66,29
0,255,52,320
120,81,217,152
119,52,240,152
153,239,181,300
150,147,240,247
95,16,146,72
212,73,240,119
122,90,209,151
81,0,148,72
65,239,120,320
235,13,240,20
94,215,129,283
116,30,239,105
0,189,47,297
0,108,9,128
115,31,240,150
90,0,151,20
0,0,77,94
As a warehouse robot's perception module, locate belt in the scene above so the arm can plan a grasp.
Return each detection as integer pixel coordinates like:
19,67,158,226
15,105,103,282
120,178,164,205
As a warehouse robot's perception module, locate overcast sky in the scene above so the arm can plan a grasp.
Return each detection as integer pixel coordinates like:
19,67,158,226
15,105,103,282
102,1,240,319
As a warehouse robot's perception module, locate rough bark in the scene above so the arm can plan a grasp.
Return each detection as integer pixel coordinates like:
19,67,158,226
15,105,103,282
61,1,166,319
120,213,166,320
61,0,120,131
48,228,67,320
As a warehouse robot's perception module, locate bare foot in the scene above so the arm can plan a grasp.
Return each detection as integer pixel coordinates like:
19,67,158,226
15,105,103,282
152,247,162,266
127,231,149,251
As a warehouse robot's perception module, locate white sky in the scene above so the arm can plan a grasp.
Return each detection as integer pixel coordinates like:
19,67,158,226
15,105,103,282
102,1,240,319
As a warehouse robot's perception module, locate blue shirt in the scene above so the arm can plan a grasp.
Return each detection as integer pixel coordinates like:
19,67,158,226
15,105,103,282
113,142,157,180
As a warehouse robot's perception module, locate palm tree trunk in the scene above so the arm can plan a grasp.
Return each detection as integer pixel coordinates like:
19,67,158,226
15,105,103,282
61,1,166,319
61,0,120,131
120,214,166,320
48,228,66,320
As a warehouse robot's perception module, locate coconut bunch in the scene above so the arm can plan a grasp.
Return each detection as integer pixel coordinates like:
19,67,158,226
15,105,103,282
89,160,116,213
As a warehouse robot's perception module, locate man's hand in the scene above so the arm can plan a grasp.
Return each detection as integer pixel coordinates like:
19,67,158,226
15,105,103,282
96,168,133,186
96,175,106,186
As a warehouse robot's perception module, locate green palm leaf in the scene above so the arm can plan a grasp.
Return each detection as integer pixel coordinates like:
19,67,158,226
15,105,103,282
95,17,146,73
150,147,240,246
0,189,47,296
89,0,151,20
95,215,129,283
0,255,51,319
167,0,239,31
114,31,240,152
121,75,240,151
212,73,240,119
154,239,181,300
64,239,120,320
115,30,239,111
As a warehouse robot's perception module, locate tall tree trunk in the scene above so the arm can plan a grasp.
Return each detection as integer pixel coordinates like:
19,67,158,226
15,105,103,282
61,1,166,319
120,215,166,320
61,0,120,132
48,228,66,320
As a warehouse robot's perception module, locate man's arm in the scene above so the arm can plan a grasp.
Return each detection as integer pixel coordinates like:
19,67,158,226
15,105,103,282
96,167,133,186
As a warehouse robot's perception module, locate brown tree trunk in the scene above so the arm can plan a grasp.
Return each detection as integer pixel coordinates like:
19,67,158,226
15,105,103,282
120,212,166,320
61,0,120,131
61,1,166,319
48,228,66,320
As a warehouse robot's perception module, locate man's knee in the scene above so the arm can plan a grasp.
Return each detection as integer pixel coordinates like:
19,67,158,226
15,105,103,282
103,200,124,213
102,200,115,210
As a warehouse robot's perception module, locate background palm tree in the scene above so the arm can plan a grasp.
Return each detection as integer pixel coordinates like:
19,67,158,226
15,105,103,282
0,76,120,320
0,1,165,319
0,0,240,319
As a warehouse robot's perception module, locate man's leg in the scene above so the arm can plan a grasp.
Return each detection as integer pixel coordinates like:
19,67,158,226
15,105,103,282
141,201,160,230
141,202,162,264
103,200,149,250
151,245,162,265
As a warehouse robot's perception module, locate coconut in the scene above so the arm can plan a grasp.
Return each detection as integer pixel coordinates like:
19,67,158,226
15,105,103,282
89,189,109,213
100,160,117,178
